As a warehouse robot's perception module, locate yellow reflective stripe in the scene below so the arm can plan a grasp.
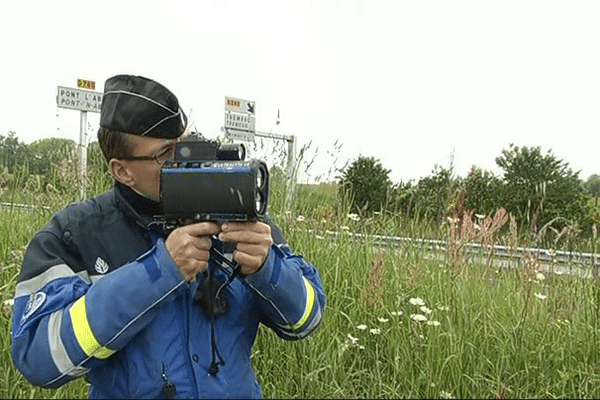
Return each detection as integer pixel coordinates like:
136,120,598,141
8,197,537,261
290,277,316,330
69,296,115,360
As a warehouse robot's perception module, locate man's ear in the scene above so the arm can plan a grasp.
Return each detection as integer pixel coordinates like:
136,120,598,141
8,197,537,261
109,159,134,187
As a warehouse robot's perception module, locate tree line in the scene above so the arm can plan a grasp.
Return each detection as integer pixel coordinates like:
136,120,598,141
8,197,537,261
340,144,600,239
3,131,600,241
0,132,111,195
0,131,77,175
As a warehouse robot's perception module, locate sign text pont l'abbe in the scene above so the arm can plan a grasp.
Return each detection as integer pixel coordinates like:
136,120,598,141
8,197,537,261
57,86,102,113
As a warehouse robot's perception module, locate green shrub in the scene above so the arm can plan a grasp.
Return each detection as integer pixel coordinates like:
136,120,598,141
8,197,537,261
338,156,392,214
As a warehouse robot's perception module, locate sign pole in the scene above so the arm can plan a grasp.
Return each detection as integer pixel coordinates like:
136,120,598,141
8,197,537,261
78,111,88,200
285,135,297,211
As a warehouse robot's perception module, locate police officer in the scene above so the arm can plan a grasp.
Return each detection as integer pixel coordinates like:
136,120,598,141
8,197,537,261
12,75,325,398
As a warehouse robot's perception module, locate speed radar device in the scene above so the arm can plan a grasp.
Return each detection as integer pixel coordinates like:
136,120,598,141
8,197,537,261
159,133,269,226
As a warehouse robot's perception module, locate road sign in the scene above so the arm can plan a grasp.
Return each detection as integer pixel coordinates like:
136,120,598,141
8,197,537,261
224,111,255,132
224,96,255,137
224,128,255,142
57,86,102,113
225,97,255,114
56,83,103,200
77,79,96,90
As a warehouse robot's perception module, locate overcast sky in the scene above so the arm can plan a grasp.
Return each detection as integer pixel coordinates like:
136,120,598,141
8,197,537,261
1,0,599,183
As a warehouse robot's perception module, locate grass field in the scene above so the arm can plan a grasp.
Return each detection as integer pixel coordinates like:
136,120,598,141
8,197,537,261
1,167,600,398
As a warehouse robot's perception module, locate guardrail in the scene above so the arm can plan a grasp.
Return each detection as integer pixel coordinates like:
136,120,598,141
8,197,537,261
0,202,51,211
316,229,600,269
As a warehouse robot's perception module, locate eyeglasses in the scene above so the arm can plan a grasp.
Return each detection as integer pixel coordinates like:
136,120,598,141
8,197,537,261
120,143,176,165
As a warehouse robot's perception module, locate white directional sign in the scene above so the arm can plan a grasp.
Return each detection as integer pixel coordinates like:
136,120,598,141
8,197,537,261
224,96,255,141
224,113,255,132
57,86,103,113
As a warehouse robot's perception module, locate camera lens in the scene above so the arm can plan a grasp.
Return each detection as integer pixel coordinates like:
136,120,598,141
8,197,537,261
256,167,266,189
254,191,266,215
237,144,246,161
178,145,192,159
217,144,246,161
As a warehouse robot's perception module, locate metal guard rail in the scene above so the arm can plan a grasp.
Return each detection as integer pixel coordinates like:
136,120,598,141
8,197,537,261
316,230,600,268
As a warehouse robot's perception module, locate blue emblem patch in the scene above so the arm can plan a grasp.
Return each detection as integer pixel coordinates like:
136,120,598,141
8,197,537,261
21,292,47,325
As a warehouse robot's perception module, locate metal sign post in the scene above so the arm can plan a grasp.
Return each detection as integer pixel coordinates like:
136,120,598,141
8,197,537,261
56,81,102,200
79,110,88,199
255,131,297,211
222,97,298,211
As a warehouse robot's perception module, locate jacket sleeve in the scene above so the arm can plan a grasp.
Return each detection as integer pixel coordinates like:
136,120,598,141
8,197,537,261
243,242,325,340
11,230,187,389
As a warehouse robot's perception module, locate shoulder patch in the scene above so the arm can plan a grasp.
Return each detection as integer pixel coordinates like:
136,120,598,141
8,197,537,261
95,257,109,274
21,292,47,325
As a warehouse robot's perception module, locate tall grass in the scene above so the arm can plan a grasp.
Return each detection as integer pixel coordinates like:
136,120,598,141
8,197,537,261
254,209,600,398
1,157,600,398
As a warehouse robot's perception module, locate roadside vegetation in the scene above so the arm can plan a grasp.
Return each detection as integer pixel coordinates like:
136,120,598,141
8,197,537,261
1,132,599,398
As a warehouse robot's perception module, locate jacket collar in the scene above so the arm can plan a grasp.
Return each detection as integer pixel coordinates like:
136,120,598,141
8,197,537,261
114,182,163,232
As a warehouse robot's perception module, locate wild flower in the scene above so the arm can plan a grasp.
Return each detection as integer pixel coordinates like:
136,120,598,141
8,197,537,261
348,213,360,222
370,328,381,335
296,215,305,222
440,390,456,399
410,314,428,322
535,272,545,281
409,297,425,306
2,298,13,318
377,317,389,323
340,225,350,231
426,320,441,327
437,305,450,311
420,306,432,315
390,311,403,316
356,324,368,330
341,334,365,352
535,293,547,300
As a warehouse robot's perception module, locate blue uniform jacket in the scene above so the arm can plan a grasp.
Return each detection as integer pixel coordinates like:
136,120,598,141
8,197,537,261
11,184,325,398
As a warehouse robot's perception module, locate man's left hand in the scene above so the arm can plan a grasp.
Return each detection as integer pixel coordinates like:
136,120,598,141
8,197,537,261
218,222,273,275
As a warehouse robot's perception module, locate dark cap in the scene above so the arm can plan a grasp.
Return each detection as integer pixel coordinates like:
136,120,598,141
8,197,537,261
100,75,187,139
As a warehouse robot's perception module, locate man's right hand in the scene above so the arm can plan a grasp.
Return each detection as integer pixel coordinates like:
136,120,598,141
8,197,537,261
165,222,221,280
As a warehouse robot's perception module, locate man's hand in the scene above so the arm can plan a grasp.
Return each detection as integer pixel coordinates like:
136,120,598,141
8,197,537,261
165,222,221,280
218,222,273,275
